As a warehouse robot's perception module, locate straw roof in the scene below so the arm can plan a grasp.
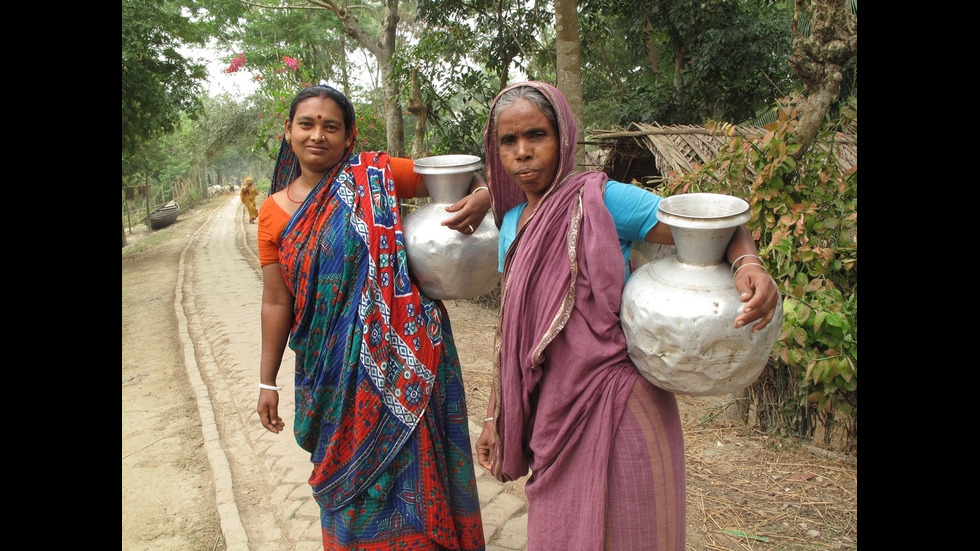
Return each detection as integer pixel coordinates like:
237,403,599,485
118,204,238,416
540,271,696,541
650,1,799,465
587,122,857,186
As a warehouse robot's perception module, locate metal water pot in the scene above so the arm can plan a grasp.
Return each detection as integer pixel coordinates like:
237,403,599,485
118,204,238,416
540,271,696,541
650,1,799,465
403,155,499,300
620,193,783,396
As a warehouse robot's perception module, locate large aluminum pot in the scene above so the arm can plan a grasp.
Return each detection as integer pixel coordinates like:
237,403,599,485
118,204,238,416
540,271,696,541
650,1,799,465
620,193,782,396
403,155,499,300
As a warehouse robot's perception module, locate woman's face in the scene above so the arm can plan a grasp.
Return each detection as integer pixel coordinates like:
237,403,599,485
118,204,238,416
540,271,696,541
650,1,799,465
494,98,559,203
284,96,352,175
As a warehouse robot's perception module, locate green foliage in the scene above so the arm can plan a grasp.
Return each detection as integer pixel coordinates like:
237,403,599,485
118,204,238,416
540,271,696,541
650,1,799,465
393,60,498,157
577,0,799,125
661,96,857,443
406,1,550,155
354,103,389,153
121,0,209,159
416,0,553,88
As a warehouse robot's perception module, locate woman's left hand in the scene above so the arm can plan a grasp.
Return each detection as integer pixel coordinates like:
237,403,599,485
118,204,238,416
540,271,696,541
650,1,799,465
733,266,781,332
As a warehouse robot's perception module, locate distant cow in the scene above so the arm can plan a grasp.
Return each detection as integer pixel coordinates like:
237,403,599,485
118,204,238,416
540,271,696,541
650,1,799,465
207,184,224,198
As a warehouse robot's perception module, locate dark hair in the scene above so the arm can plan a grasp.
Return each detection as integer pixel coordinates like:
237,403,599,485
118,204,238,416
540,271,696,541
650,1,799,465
490,85,557,137
288,85,356,138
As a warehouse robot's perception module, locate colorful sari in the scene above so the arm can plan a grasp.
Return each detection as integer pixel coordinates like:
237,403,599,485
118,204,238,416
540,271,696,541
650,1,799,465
270,92,484,550
483,81,685,550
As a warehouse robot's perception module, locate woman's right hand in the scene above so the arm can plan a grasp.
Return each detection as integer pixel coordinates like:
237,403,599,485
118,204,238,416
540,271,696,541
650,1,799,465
441,183,491,234
257,390,285,433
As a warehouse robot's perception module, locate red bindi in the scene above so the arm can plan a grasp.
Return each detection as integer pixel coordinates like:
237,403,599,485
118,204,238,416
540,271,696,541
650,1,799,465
317,115,322,119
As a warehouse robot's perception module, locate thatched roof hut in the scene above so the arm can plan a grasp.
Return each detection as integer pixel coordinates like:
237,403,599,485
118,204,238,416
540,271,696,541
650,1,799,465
586,122,857,187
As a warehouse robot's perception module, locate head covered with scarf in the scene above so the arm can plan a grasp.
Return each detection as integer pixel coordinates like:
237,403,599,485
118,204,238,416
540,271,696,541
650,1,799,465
483,81,580,228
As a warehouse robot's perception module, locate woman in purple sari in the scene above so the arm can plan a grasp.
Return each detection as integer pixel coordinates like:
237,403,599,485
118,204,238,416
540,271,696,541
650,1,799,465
475,82,780,550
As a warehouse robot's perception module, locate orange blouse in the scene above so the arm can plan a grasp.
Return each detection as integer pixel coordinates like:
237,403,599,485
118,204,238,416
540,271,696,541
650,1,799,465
257,157,422,266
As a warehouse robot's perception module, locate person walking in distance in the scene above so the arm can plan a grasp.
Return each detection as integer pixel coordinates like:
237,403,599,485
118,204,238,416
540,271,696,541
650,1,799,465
240,177,260,223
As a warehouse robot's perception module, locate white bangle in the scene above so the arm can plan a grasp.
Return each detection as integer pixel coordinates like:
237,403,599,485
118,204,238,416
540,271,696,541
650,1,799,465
483,417,494,423
730,253,763,274
471,186,489,195
259,383,282,391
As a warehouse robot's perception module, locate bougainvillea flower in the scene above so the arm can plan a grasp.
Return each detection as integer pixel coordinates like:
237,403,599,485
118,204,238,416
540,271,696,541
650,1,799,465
283,56,299,71
224,53,247,73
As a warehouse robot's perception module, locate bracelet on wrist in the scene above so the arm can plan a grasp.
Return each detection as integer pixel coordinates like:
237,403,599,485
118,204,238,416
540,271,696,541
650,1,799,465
259,383,282,391
471,186,489,195
483,417,494,423
730,253,763,274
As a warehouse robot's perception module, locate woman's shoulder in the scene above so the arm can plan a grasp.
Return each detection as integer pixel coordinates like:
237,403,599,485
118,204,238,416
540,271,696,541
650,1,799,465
258,194,291,244
260,191,289,217
604,180,660,200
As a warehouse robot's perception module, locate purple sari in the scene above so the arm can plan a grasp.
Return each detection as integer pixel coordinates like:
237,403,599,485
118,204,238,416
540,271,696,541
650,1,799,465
484,81,685,550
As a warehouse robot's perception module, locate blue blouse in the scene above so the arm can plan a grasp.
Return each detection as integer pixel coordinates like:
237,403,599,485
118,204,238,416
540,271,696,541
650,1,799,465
498,180,662,274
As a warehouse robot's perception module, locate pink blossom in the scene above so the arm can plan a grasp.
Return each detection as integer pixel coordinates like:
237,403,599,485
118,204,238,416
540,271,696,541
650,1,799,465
224,53,246,73
283,56,300,71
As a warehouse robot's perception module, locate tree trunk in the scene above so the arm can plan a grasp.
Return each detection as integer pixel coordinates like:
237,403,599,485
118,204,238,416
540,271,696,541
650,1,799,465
379,0,404,156
381,66,405,157
335,0,406,156
644,19,659,73
339,34,350,96
408,68,428,158
554,0,585,168
788,0,857,158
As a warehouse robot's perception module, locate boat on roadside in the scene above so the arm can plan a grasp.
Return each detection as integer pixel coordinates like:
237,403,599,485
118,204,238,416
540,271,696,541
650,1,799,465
148,200,180,229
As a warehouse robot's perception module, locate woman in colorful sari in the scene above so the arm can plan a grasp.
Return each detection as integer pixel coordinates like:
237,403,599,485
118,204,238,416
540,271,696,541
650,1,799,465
240,177,259,223
256,84,488,550
475,82,781,550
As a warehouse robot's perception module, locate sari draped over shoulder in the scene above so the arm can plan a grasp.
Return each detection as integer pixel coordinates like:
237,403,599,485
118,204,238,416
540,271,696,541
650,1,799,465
270,134,483,549
484,81,655,550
